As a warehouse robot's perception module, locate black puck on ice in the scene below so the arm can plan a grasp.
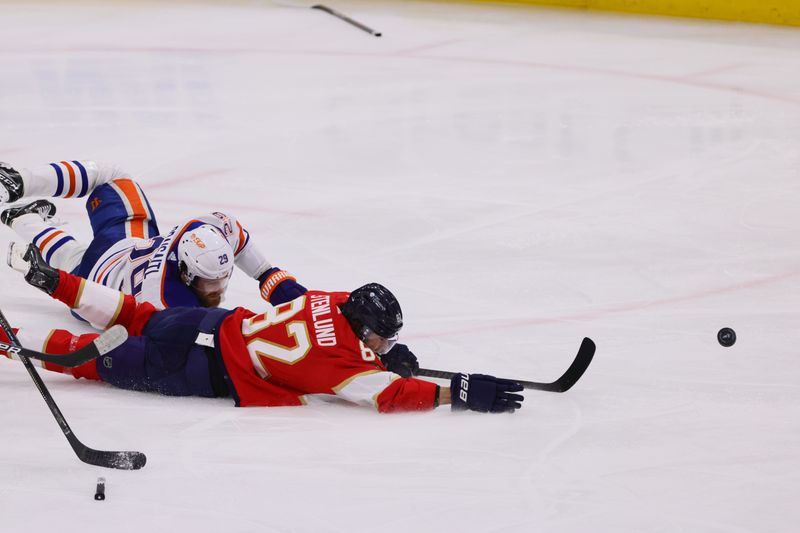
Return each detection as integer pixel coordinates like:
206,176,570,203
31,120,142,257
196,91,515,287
94,477,106,501
717,327,736,347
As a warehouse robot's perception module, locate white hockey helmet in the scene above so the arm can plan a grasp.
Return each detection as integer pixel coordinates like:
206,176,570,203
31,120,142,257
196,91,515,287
177,224,235,287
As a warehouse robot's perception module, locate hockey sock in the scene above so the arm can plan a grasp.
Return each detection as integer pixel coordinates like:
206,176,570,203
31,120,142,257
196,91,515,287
0,327,20,357
1,327,100,381
41,330,102,380
12,214,86,271
21,160,118,199
23,161,91,198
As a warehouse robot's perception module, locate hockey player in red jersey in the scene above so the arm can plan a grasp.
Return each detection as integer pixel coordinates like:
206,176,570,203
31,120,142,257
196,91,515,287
2,244,524,414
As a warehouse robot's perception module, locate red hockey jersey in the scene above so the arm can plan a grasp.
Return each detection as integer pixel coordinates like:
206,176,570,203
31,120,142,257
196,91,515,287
51,272,439,413
217,291,438,412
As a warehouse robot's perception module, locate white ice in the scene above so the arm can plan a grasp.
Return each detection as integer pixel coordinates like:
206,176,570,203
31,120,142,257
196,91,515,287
1,1,799,531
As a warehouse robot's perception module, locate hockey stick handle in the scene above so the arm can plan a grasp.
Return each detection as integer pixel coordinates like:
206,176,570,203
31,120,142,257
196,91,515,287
0,308,146,470
417,368,551,391
0,308,75,433
311,5,382,37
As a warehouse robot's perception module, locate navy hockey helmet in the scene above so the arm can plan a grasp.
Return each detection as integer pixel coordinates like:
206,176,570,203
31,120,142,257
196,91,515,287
341,283,403,341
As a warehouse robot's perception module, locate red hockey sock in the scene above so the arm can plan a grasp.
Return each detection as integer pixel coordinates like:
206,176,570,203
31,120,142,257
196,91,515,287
41,330,102,381
0,327,20,358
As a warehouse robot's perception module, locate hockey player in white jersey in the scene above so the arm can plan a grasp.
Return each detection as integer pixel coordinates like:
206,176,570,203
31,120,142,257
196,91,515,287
0,160,305,310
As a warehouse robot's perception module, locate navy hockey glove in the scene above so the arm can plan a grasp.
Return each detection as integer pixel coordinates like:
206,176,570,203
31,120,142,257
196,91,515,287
7,243,60,295
450,373,524,413
380,343,419,378
258,267,307,305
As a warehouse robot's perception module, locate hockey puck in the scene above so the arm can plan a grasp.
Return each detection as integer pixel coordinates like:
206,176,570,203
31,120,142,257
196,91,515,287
717,327,736,347
94,477,106,501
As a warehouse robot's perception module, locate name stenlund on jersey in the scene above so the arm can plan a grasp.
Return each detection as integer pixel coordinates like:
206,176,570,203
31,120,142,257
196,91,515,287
310,294,337,347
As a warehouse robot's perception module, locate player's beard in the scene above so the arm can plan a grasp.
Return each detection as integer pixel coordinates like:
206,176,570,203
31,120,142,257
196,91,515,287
197,291,224,308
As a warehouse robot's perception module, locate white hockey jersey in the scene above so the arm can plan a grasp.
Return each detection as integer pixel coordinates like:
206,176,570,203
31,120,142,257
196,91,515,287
86,211,271,309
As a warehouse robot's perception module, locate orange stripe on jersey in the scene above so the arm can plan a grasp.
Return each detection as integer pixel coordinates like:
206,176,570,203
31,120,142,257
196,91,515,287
114,179,147,238
61,161,76,198
97,254,126,285
235,221,246,254
38,230,64,250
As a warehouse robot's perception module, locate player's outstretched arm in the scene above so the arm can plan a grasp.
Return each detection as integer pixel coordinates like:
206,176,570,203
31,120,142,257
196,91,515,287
338,368,523,414
194,212,308,305
373,345,522,413
7,243,155,332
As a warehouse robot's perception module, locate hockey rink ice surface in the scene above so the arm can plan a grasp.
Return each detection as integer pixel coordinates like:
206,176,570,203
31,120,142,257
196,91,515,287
1,1,799,531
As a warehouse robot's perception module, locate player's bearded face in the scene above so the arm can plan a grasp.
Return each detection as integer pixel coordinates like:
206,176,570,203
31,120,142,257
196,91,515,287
192,276,230,308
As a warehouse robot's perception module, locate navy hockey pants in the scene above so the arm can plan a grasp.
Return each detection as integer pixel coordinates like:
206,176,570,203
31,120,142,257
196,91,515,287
95,307,230,398
73,179,160,279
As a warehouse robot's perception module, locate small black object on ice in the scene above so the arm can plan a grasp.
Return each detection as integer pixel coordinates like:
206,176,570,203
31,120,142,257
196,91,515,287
311,5,382,37
95,477,106,501
717,327,736,347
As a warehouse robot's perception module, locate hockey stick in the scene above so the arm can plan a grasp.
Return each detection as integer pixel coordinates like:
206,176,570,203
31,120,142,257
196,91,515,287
417,337,596,392
0,309,146,470
0,325,128,368
311,5,382,37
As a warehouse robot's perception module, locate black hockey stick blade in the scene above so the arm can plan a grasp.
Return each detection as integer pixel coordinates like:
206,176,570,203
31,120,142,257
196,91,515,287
0,325,128,368
417,337,596,393
0,310,146,470
72,437,147,470
533,337,595,392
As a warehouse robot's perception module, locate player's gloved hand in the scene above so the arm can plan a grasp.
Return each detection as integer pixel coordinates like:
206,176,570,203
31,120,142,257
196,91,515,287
380,343,419,377
258,267,308,305
449,373,524,413
7,242,60,295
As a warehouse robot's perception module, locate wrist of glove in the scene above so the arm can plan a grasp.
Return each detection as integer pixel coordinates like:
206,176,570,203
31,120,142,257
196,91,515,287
449,373,524,413
258,267,307,305
379,343,419,378
7,242,60,295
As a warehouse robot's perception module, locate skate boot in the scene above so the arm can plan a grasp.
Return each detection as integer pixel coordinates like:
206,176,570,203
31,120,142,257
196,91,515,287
1,199,57,227
0,163,24,203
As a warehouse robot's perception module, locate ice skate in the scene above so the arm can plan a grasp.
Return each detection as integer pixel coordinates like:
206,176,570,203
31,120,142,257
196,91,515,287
0,162,24,203
1,199,57,227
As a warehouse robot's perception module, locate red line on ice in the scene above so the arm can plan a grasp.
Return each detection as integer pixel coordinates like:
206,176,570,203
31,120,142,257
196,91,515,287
409,268,800,339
